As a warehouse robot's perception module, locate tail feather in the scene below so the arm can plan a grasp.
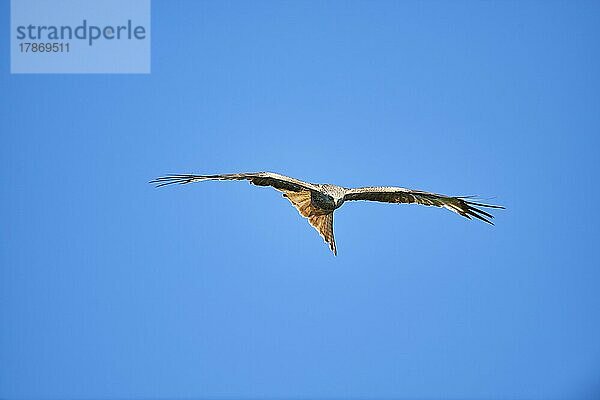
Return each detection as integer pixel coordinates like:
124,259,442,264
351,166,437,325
308,213,337,256
283,190,337,255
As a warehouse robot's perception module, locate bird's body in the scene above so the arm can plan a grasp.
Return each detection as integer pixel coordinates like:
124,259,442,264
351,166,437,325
308,184,346,213
151,172,503,255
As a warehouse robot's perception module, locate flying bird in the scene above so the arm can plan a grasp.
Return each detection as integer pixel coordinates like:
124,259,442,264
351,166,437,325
150,172,503,255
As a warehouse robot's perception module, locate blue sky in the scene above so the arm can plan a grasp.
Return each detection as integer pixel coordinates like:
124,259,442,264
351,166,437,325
2,1,600,399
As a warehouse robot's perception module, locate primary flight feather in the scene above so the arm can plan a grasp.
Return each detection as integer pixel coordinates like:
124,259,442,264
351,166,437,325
150,172,504,255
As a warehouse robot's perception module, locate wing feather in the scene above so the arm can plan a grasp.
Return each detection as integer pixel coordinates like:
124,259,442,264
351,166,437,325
344,186,503,225
151,173,338,254
150,172,319,192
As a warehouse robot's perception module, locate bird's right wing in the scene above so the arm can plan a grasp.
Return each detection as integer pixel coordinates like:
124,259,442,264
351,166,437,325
151,172,336,253
150,172,319,192
344,186,503,224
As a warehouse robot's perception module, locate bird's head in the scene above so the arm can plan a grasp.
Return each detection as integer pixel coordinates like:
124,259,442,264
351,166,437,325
320,184,346,209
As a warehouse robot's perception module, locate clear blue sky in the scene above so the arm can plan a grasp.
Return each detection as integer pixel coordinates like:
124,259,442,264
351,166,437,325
2,1,600,399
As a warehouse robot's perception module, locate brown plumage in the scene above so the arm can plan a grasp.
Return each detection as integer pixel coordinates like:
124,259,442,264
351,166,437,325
150,172,504,255
282,190,337,255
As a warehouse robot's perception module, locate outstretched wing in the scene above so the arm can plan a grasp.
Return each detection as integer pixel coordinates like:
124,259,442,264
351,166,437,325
150,172,319,192
344,186,503,224
151,172,337,254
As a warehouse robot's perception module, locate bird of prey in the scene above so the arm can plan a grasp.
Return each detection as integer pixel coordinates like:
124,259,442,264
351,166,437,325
150,172,503,255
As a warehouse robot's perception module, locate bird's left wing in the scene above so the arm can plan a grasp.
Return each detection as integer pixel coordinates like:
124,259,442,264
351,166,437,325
344,186,503,224
150,172,319,192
